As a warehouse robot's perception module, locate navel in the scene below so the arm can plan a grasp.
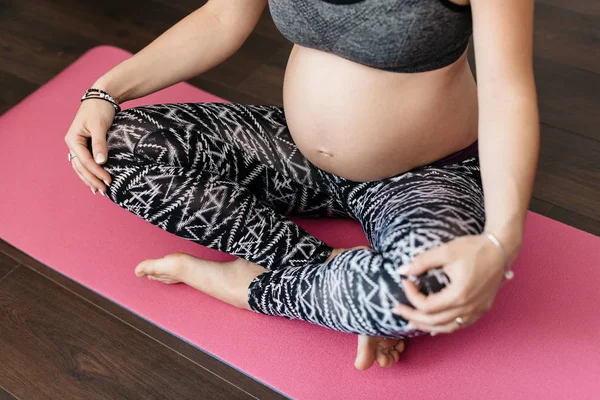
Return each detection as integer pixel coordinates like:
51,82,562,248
318,149,334,157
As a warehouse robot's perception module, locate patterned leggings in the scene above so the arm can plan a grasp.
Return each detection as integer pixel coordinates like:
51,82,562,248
102,102,486,339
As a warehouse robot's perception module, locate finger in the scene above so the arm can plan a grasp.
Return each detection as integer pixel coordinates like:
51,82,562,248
89,123,109,166
72,158,94,190
72,157,106,195
392,302,471,326
69,135,111,186
411,314,480,335
398,245,451,277
355,335,377,371
402,276,462,314
72,162,96,193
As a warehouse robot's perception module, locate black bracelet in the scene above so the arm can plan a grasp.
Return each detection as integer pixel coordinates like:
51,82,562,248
81,88,121,113
85,88,114,98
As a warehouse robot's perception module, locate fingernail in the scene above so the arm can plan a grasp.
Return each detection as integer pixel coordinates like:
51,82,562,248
103,180,110,186
397,265,411,275
391,304,405,314
99,190,105,197
91,187,96,195
95,154,106,163
406,323,414,330
430,331,437,336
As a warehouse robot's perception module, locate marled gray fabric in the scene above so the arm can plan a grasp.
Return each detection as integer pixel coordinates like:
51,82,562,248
268,0,472,73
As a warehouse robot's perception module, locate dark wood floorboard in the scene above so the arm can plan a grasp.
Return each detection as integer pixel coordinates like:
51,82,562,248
0,265,260,400
236,44,291,106
528,197,554,216
0,70,38,115
546,205,600,237
0,250,19,280
535,57,600,142
534,2,600,74
537,0,600,17
0,387,18,400
534,124,600,222
0,0,287,105
0,0,598,398
0,4,101,85
0,240,286,400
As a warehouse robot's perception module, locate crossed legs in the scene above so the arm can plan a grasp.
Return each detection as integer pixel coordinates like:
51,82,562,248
247,158,486,338
102,102,485,341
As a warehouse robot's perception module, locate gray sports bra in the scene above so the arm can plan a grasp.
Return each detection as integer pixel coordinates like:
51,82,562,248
268,0,472,73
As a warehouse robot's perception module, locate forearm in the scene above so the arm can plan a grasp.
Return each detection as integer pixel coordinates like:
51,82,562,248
478,89,540,262
93,3,256,103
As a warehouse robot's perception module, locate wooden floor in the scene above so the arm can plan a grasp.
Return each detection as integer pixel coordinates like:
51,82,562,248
1,0,599,398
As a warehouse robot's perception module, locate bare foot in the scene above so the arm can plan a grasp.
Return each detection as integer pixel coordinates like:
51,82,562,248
355,334,406,370
134,244,372,312
328,246,407,371
134,252,266,309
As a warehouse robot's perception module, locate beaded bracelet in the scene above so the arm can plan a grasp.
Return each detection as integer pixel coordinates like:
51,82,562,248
81,88,121,113
482,231,514,280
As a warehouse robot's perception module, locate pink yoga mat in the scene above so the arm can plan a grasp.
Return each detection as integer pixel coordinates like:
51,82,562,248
1,46,599,399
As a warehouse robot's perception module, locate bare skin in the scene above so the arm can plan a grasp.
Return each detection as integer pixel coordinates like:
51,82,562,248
64,0,538,372
131,6,475,370
283,44,478,182
134,245,405,370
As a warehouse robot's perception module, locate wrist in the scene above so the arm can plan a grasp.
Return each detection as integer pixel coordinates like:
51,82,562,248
92,76,128,104
483,222,523,264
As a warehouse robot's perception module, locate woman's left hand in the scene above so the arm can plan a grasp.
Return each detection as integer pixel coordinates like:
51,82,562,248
391,234,511,334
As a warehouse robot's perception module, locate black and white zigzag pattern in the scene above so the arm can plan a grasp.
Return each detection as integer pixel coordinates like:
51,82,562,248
103,102,485,339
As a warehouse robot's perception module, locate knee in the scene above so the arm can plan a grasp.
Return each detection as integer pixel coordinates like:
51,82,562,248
106,106,157,156
342,252,447,337
106,106,187,175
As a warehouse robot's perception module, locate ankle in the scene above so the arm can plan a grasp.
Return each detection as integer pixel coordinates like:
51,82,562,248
226,258,267,309
229,257,266,276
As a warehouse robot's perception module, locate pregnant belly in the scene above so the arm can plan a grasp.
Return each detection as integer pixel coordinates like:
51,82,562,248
282,45,480,182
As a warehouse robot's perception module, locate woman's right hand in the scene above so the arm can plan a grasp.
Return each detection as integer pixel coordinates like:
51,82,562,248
64,98,116,195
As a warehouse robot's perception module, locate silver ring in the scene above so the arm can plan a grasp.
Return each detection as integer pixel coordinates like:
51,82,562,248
455,316,465,327
68,152,77,161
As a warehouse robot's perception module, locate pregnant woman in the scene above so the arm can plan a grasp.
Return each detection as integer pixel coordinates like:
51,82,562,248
64,0,539,370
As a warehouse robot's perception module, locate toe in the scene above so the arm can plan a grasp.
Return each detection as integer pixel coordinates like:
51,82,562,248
374,338,402,367
375,349,393,368
135,260,154,277
355,335,377,371
395,340,405,353
390,349,400,364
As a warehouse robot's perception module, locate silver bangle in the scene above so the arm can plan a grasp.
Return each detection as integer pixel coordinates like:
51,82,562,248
482,231,514,280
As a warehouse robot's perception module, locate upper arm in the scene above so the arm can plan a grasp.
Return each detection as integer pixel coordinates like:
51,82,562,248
470,0,536,95
207,0,269,38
